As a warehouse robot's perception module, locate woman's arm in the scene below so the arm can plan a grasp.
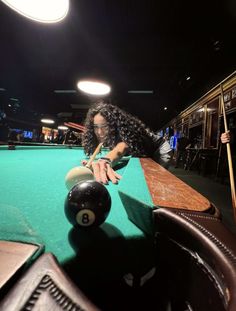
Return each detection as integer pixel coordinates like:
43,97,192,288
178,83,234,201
104,142,129,164
84,142,129,184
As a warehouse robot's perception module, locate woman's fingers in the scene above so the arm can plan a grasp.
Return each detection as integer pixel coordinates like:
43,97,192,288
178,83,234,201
91,161,109,184
110,169,122,182
221,131,230,144
99,162,109,184
90,160,121,184
106,166,120,184
91,161,102,183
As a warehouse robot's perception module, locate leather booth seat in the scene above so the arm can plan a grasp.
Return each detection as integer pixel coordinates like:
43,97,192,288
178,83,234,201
153,208,236,311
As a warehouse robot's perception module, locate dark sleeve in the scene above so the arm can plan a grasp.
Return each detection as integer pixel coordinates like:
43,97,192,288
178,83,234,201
141,135,156,157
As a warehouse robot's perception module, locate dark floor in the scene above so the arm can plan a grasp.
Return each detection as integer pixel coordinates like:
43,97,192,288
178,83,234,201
169,164,236,235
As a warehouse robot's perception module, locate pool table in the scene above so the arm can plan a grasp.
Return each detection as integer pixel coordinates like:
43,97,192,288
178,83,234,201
0,144,213,308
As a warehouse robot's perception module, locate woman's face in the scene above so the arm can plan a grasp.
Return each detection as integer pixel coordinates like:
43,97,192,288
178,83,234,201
93,113,109,143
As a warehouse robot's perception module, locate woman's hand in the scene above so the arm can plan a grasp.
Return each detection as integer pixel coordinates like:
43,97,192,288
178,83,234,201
221,131,230,144
81,159,121,184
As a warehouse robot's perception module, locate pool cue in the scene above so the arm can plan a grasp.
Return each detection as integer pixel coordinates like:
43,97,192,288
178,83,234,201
189,149,200,170
64,122,85,132
220,84,236,221
216,102,223,178
66,122,85,130
85,142,103,169
64,122,85,131
216,142,222,178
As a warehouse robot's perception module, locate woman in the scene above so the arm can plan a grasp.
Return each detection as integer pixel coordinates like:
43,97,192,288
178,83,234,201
82,101,172,184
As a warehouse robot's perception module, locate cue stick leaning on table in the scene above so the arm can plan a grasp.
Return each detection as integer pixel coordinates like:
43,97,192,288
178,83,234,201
220,84,236,221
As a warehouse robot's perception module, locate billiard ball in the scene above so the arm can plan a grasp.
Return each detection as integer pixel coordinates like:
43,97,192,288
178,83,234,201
65,166,94,190
64,180,111,227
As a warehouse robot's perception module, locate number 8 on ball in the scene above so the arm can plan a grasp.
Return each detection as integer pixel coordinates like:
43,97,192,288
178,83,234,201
64,180,111,228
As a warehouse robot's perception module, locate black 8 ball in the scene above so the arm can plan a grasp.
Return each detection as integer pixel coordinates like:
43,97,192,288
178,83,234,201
64,180,111,228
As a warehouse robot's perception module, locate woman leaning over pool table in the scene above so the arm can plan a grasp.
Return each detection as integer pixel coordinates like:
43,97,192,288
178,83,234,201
82,101,172,184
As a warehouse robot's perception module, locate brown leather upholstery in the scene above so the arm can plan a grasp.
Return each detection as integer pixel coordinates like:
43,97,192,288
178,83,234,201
153,208,236,311
0,253,101,311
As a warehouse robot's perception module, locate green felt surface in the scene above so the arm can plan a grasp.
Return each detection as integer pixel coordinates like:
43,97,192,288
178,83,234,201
0,146,155,282
118,158,154,207
118,158,156,235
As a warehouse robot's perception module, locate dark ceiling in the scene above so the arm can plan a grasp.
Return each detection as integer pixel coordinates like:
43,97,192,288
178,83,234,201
0,0,236,130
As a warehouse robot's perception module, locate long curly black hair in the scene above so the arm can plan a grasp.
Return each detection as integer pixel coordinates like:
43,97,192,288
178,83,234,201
82,101,157,156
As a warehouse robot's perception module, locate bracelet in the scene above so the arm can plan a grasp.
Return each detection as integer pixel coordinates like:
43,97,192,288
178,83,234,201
99,157,112,165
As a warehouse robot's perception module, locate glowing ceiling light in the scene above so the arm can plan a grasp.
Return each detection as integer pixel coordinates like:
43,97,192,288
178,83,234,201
58,125,68,130
41,118,55,124
1,0,69,23
77,80,111,96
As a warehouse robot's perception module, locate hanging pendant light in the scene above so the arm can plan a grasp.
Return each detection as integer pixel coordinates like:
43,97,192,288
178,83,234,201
77,80,111,96
1,0,69,23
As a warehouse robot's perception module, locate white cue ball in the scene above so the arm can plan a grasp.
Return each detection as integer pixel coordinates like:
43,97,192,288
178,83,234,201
65,166,94,190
